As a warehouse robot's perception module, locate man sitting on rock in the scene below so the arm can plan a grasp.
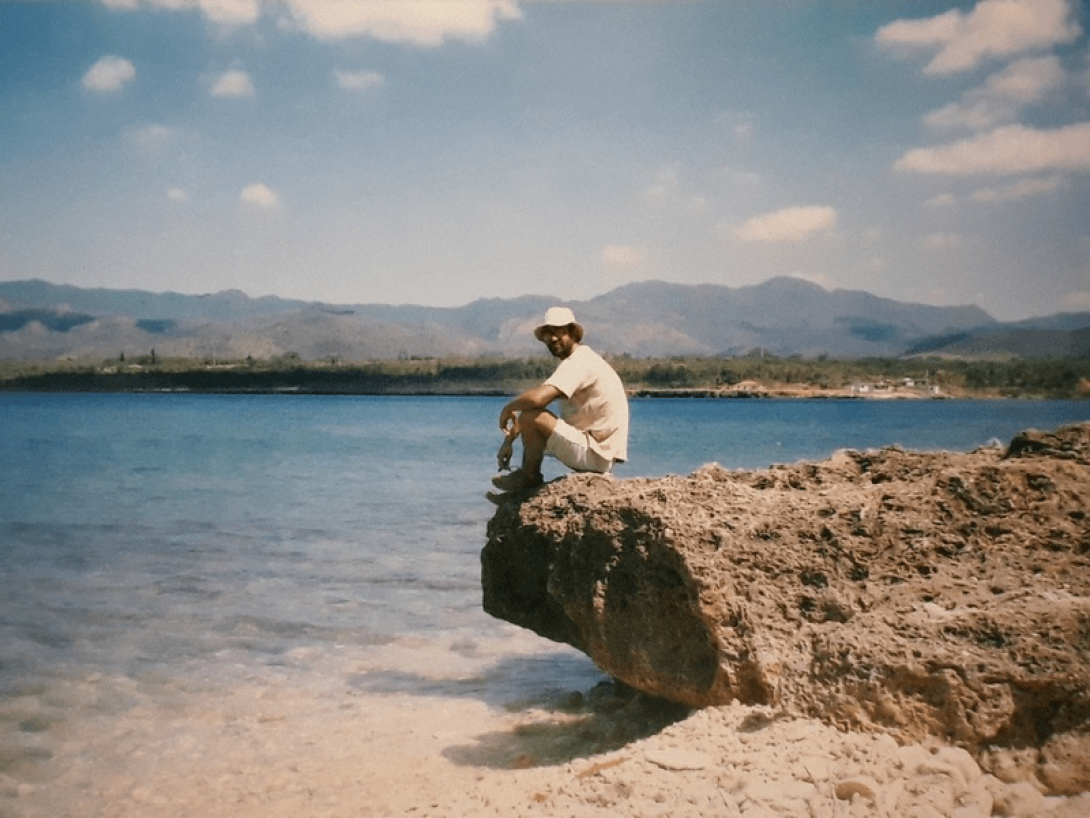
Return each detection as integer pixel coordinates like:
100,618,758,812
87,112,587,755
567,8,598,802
492,306,629,496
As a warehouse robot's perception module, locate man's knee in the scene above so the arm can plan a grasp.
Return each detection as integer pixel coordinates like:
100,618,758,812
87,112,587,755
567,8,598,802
521,408,557,438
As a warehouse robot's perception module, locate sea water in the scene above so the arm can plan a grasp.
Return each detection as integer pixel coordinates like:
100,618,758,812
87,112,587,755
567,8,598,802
1,393,1087,808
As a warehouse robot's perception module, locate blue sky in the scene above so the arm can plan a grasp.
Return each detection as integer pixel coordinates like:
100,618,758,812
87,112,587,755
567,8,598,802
1,0,1088,320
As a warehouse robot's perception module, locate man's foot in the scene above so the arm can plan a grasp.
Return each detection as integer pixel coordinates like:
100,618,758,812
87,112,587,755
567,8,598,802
491,468,543,492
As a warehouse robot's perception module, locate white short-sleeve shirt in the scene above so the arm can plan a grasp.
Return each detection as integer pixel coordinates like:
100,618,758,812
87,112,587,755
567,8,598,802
544,344,629,463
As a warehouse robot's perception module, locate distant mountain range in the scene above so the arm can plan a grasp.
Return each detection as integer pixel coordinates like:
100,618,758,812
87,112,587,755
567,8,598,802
1,277,1088,361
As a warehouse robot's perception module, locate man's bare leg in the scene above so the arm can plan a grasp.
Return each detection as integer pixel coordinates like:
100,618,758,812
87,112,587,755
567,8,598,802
517,408,556,481
492,409,556,491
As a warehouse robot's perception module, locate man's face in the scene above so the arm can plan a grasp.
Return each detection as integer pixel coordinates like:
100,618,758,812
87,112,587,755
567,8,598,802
540,325,577,359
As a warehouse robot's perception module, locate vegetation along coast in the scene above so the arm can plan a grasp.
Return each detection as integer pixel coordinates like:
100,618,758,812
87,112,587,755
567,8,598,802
1,353,1087,399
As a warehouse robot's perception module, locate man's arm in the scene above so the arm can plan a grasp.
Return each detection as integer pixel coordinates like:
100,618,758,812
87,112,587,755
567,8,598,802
498,383,563,435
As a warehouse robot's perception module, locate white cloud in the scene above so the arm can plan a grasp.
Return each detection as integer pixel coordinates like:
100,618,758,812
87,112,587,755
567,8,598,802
876,7,961,57
240,183,279,209
642,165,679,203
102,0,520,43
924,56,1066,131
81,55,136,92
875,0,1081,75
333,69,385,93
922,232,963,250
167,188,190,203
735,206,838,243
716,166,762,188
641,165,707,213
198,0,261,25
211,69,255,98
102,0,260,26
1061,291,1090,311
926,193,958,208
278,0,522,46
715,110,755,141
127,123,179,152
985,55,1068,104
601,244,645,268
895,122,1090,175
686,195,707,215
970,176,1064,203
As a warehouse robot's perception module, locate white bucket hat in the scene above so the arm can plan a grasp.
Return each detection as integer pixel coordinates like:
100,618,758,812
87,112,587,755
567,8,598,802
534,306,584,343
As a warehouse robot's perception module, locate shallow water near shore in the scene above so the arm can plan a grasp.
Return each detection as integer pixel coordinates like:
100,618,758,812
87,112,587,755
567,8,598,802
2,393,1087,814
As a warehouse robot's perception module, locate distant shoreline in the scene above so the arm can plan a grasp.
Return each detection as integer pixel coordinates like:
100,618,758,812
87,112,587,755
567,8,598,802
1,357,1086,400
0,382,1074,401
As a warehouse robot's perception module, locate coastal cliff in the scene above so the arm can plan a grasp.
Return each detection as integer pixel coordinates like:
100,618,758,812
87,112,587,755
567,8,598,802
482,423,1090,795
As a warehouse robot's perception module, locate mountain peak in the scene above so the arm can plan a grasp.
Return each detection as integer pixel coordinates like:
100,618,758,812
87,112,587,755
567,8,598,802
757,275,828,292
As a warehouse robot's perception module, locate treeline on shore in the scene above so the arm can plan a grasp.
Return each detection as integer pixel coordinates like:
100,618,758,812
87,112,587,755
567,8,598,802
0,352,1087,398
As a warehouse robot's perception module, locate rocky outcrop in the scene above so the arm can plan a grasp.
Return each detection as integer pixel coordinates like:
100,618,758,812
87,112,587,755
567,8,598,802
481,423,1090,794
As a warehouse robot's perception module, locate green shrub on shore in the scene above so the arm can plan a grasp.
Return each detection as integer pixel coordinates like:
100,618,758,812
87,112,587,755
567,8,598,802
0,353,1086,398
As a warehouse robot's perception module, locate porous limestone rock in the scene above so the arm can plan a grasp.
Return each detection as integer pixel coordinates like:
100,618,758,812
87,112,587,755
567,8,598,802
481,422,1090,794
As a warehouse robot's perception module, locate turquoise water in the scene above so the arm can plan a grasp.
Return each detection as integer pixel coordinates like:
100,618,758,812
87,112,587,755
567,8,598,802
0,393,1087,784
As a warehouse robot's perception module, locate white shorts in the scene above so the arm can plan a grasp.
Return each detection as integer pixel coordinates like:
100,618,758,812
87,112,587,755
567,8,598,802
545,418,613,474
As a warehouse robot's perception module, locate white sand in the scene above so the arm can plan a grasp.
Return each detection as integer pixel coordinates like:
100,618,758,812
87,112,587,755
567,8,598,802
7,641,1089,818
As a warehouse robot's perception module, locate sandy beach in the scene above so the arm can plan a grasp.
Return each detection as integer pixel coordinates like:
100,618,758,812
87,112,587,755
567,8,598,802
9,650,1088,818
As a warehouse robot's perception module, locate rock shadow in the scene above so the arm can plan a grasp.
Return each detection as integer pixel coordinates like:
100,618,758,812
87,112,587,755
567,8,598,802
346,651,604,708
440,680,690,770
346,653,689,769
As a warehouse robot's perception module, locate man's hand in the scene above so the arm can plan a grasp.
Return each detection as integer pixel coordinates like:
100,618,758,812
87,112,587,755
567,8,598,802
498,402,519,436
496,433,515,471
